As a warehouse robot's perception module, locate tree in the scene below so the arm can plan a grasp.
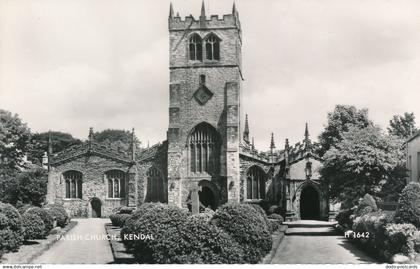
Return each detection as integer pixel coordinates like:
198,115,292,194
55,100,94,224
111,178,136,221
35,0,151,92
0,109,31,170
27,131,82,165
318,105,372,157
321,125,406,208
93,129,141,151
16,167,48,207
387,112,418,140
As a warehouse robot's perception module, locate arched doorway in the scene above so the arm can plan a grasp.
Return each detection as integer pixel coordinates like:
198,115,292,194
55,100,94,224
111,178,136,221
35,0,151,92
300,185,320,220
199,186,216,210
90,198,102,218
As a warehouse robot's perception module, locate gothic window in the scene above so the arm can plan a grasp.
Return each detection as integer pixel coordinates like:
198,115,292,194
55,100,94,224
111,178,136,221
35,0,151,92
205,34,220,61
64,171,82,199
146,167,166,202
189,34,202,61
106,170,126,199
246,166,266,200
189,123,220,175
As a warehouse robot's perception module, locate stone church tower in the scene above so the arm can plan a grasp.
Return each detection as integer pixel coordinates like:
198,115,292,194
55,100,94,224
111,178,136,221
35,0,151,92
167,2,243,210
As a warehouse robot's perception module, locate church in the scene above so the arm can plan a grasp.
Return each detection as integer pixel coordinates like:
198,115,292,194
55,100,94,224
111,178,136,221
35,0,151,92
46,2,333,221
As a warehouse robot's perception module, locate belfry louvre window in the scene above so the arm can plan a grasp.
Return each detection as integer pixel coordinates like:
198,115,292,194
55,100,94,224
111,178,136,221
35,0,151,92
205,34,220,61
146,167,166,202
246,166,266,200
189,123,220,175
106,170,126,199
189,34,203,61
64,171,82,199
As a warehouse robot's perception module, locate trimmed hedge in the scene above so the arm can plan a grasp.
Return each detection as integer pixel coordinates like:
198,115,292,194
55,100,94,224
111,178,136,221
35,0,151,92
166,214,244,263
384,223,417,258
21,212,45,241
249,203,269,226
44,204,69,228
268,219,281,233
0,202,23,252
126,203,189,263
26,207,54,236
109,213,131,227
394,182,420,228
268,213,284,223
212,203,272,263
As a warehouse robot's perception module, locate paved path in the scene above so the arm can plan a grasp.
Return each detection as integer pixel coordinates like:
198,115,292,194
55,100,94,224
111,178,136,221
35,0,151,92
271,220,376,264
33,218,114,264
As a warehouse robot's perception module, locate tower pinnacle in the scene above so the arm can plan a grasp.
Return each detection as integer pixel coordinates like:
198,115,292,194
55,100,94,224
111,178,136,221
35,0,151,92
270,133,276,150
201,0,206,17
243,114,250,143
232,1,237,15
169,2,174,18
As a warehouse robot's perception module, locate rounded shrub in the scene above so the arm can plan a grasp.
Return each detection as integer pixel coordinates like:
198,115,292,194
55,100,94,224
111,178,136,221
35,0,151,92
0,228,23,252
268,213,284,223
211,203,272,263
110,213,131,227
17,204,32,215
21,212,45,240
44,204,69,228
394,182,420,228
384,223,417,259
26,207,54,236
122,203,189,263
267,205,281,215
249,203,269,225
0,203,23,252
336,208,354,230
160,214,244,264
0,202,22,232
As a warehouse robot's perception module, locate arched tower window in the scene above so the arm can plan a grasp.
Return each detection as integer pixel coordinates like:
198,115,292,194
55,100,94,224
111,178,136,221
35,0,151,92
189,34,202,61
189,123,220,175
246,166,266,200
146,167,166,202
205,34,220,61
106,170,126,199
64,171,82,199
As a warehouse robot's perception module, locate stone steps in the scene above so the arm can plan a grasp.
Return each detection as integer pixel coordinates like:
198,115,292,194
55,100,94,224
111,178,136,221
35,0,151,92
284,220,338,236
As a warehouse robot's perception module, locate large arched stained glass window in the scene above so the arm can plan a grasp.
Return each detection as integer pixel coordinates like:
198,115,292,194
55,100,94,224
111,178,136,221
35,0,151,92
189,123,220,175
246,166,266,200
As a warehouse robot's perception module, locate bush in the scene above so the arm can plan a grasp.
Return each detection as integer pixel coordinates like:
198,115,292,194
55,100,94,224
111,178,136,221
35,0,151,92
118,206,135,214
0,202,22,232
26,207,54,236
394,182,420,228
0,228,23,252
268,219,281,233
249,203,269,225
21,212,45,240
17,204,32,215
109,213,131,227
267,205,281,215
44,204,69,228
123,203,189,263
0,203,23,253
268,213,284,223
336,208,354,230
211,203,272,263
163,215,244,263
384,223,417,258
352,211,393,255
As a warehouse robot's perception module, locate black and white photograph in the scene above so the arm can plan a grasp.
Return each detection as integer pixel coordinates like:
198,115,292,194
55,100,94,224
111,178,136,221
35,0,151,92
1,0,420,267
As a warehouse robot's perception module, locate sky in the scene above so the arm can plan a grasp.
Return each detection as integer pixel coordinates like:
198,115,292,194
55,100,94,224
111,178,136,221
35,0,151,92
1,0,420,151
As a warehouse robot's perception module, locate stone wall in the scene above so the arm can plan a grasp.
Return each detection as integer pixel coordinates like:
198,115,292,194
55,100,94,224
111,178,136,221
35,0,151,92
48,154,132,218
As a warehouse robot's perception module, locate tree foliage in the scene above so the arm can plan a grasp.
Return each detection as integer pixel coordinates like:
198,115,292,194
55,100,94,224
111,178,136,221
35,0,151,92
93,129,141,151
388,112,418,140
0,109,31,170
27,131,82,164
16,167,48,206
321,125,406,208
318,105,372,157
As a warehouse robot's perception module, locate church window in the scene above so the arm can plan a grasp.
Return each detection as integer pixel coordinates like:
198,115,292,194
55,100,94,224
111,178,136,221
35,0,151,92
189,123,220,175
64,171,82,199
189,34,202,61
246,166,266,200
106,170,126,199
146,167,166,202
205,34,220,61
